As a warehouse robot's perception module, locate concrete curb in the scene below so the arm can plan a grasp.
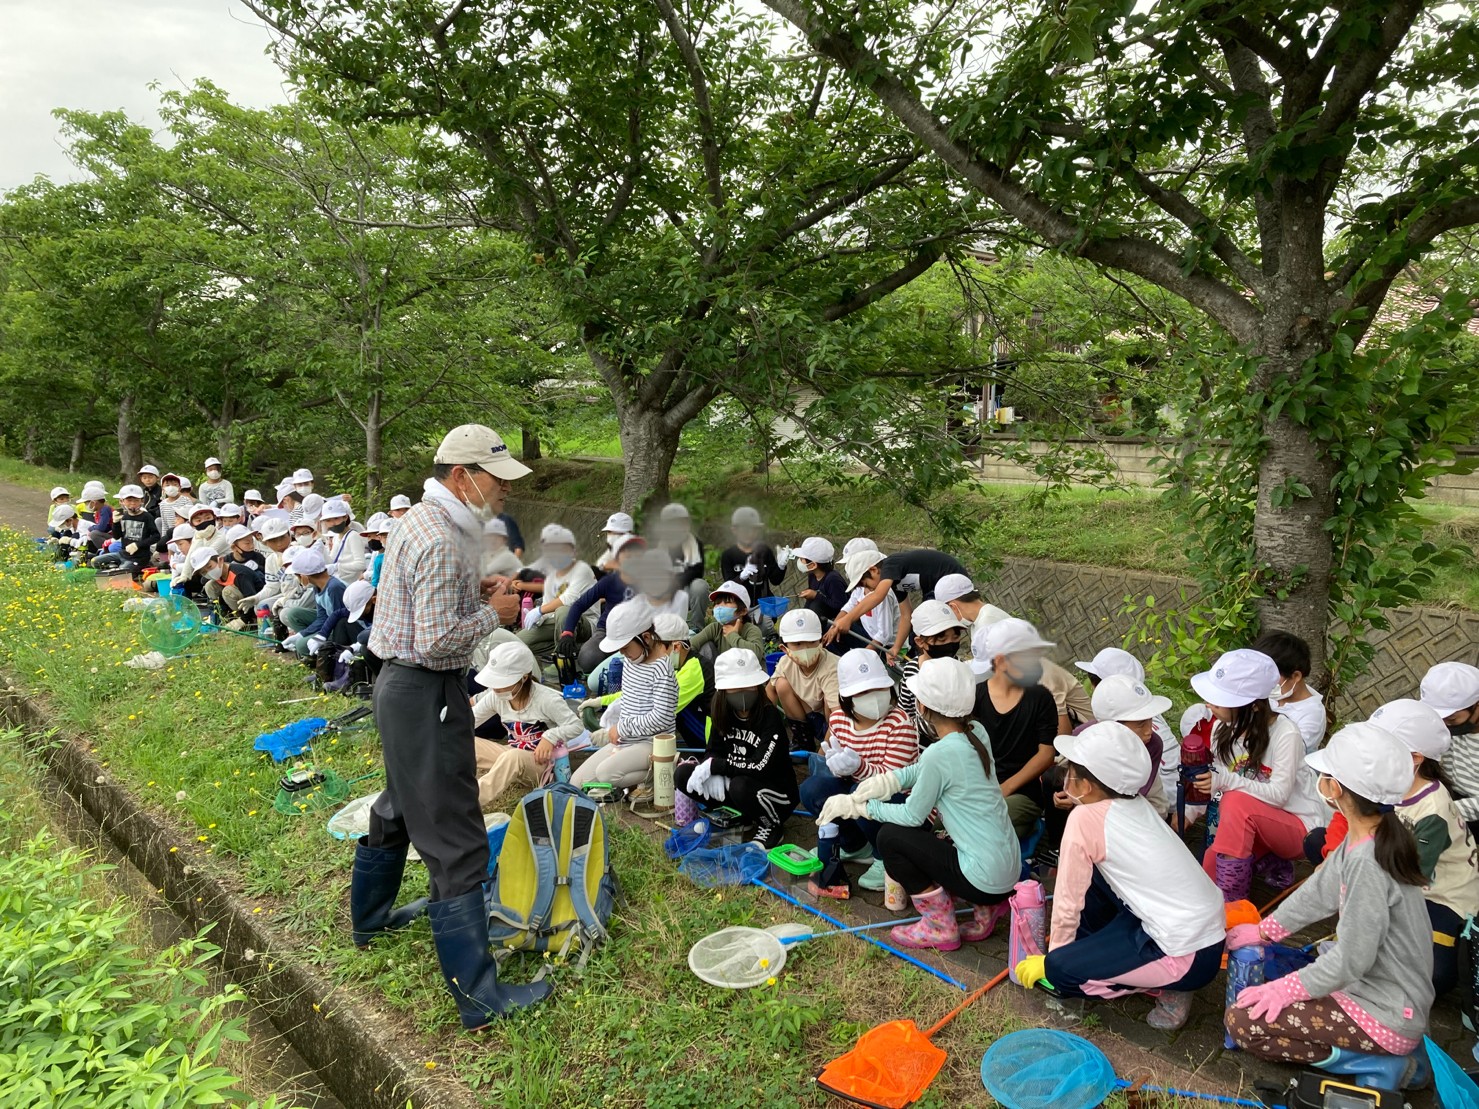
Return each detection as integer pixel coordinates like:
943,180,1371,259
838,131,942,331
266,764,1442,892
0,684,482,1109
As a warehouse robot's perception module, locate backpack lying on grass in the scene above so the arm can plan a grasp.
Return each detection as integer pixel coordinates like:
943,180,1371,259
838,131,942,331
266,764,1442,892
487,783,619,968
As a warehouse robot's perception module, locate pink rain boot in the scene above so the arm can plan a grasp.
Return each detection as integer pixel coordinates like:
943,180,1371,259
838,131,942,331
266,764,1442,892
958,900,1010,943
891,887,961,952
1146,990,1193,1031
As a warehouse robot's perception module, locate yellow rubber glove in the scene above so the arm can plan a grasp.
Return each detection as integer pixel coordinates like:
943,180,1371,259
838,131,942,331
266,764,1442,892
1012,955,1047,989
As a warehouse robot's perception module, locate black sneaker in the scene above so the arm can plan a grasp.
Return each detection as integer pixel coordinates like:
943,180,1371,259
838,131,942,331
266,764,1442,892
750,820,784,851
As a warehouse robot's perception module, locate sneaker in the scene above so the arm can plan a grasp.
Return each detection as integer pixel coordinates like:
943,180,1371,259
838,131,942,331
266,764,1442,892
750,820,784,851
857,858,887,891
225,618,247,632
839,842,874,863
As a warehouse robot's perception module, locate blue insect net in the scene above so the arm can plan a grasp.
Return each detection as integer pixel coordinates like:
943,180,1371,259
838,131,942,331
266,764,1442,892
980,1029,1117,1109
664,818,712,860
678,843,769,888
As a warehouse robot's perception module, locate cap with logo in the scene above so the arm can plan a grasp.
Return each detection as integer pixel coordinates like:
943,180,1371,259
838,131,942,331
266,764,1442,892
778,608,824,643
933,573,977,604
257,515,290,541
911,599,967,637
217,503,242,519
842,536,879,560
137,465,160,477
80,481,108,501
118,484,145,500
321,498,351,520
291,468,314,484
243,489,264,503
1090,674,1173,723
483,517,508,537
363,512,392,533
905,658,977,717
795,536,835,565
1368,698,1451,760
224,524,254,546
602,511,635,534
170,522,196,541
715,648,769,690
49,486,70,500
708,580,752,609
1191,649,1280,709
433,424,532,480
389,494,412,511
476,640,538,688
187,544,219,571
844,548,887,591
838,648,895,697
542,525,577,549
653,613,690,642
1076,647,1146,682
344,580,375,625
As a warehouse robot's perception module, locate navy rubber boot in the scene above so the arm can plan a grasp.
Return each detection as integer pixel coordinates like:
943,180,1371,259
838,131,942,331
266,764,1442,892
427,888,552,1030
349,840,429,948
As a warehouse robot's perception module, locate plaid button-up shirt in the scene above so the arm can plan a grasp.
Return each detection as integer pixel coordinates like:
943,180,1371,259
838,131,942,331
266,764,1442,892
368,499,496,670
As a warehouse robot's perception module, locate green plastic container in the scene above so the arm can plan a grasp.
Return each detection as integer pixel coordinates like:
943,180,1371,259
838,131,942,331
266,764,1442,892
767,843,823,877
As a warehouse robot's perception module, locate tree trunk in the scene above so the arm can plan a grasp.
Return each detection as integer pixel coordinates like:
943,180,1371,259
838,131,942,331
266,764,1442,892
365,390,383,504
22,425,38,465
70,398,97,472
521,423,542,461
1252,409,1337,689
617,407,681,514
116,394,142,480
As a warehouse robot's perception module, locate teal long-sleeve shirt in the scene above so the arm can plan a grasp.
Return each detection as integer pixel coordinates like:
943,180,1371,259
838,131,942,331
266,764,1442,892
867,722,1019,895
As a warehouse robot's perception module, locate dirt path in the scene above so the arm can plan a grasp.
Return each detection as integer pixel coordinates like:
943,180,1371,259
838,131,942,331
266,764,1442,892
0,479,49,534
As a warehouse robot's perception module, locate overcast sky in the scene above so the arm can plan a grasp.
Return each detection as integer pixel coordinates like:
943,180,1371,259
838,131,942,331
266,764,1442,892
0,0,290,189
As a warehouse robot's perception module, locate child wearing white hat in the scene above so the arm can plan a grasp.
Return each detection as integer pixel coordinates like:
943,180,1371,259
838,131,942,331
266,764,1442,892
281,547,348,659
797,537,848,634
471,642,585,808
1226,723,1434,1067
896,599,969,733
840,547,900,655
1419,661,1479,829
688,581,766,665
198,457,234,508
1013,722,1226,1032
679,649,799,850
319,497,367,584
240,514,295,627
1191,648,1327,902
768,607,841,751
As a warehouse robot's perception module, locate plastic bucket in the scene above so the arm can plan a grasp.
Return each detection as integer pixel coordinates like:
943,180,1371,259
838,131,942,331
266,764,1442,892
757,595,790,619
764,650,784,675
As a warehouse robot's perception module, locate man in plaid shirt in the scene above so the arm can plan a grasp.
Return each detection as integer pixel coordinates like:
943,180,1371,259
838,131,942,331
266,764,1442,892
353,424,551,1028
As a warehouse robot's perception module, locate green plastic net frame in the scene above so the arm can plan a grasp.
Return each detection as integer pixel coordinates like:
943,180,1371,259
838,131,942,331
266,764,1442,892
273,767,350,816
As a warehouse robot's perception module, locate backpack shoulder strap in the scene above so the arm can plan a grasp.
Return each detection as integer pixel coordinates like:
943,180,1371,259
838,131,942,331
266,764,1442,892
562,792,611,943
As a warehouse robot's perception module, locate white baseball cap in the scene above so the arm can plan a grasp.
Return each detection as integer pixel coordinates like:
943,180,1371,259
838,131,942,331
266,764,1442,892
911,599,967,637
321,498,351,520
658,502,690,521
137,465,160,477
613,534,647,557
476,640,537,688
170,523,195,541
49,486,70,500
179,476,193,489
730,506,762,528
795,537,835,565
187,544,219,571
292,548,327,575
1369,697,1451,760
275,480,295,501
117,484,145,500
389,494,412,510
1055,721,1153,796
1191,649,1280,709
602,511,635,534
1091,674,1173,723
343,580,375,624
708,580,752,609
969,617,1056,676
363,512,392,533
842,536,878,559
80,481,108,501
243,489,264,503
838,648,894,697
1421,662,1479,718
599,599,656,652
291,509,318,528
778,607,823,643
483,516,509,537
844,548,886,591
189,502,219,519
300,493,325,517
204,457,223,469
715,648,768,690
976,603,1012,628
934,573,976,604
225,524,254,546
434,424,532,480
653,612,690,642
1076,647,1146,682
291,467,314,484
258,516,290,541
906,658,977,717
218,503,242,518
50,504,77,523
1306,722,1414,806
542,525,577,548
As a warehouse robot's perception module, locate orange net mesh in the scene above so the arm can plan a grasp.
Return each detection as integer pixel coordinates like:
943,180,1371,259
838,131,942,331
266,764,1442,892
816,1019,947,1109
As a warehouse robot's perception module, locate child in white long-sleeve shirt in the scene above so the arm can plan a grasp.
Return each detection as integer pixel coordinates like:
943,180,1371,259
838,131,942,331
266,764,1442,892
471,641,584,808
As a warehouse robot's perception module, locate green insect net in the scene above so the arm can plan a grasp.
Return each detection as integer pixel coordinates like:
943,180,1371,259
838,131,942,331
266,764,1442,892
139,594,204,656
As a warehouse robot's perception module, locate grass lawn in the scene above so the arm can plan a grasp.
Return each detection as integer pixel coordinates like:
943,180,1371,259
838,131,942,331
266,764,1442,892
0,528,1030,1107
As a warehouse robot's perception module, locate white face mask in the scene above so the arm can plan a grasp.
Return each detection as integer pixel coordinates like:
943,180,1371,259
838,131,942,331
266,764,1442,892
294,484,312,495
204,565,223,581
295,534,315,547
462,472,496,523
852,689,892,721
163,484,180,496
1269,678,1295,705
206,469,222,480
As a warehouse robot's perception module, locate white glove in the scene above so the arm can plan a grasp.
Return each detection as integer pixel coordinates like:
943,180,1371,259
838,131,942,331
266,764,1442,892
125,543,139,555
338,648,356,665
522,608,543,630
817,793,869,825
821,739,863,778
590,727,611,748
853,770,902,802
705,774,730,801
579,697,604,711
687,759,714,797
775,545,793,565
306,636,325,655
283,634,303,651
739,563,758,581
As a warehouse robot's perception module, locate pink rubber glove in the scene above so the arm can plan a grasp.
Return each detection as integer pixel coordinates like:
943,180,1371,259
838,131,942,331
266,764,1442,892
1236,975,1305,1024
1226,923,1264,950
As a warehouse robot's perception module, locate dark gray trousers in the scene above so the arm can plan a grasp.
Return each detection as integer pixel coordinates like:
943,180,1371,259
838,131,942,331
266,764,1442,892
368,661,488,902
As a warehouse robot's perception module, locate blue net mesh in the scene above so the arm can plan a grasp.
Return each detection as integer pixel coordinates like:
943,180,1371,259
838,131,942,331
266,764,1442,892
664,818,712,860
678,843,769,888
980,1030,1116,1109
253,717,327,761
1426,1036,1479,1109
1264,943,1316,980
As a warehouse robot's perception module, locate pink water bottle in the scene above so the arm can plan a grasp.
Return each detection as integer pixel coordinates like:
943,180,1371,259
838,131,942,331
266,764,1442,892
1008,879,1047,969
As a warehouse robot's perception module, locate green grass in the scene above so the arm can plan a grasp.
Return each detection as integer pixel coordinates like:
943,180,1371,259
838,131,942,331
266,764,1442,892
0,455,115,494
0,530,1023,1106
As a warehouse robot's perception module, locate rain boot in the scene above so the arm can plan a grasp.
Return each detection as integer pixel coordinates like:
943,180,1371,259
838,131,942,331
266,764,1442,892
1146,990,1194,1031
428,888,552,1030
314,649,337,687
958,900,1010,942
1214,854,1254,903
1319,1048,1431,1090
891,887,961,952
350,840,429,948
786,716,817,753
1255,852,1295,890
325,658,351,693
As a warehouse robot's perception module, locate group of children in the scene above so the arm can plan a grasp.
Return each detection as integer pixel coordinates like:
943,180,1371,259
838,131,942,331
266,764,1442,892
43,477,1479,1077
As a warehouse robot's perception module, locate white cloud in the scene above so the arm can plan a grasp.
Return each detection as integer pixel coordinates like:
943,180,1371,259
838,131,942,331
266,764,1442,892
0,0,289,189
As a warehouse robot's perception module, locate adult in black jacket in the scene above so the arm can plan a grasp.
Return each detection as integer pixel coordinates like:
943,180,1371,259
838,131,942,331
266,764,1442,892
719,506,786,603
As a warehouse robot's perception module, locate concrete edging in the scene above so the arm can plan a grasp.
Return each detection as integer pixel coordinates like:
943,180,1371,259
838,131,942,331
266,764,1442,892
0,683,481,1109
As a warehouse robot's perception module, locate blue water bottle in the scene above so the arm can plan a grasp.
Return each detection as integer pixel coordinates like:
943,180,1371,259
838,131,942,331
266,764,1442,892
552,743,571,784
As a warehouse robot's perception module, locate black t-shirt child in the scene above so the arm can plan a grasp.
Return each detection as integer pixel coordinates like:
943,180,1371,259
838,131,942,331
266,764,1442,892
877,549,967,600
971,682,1057,812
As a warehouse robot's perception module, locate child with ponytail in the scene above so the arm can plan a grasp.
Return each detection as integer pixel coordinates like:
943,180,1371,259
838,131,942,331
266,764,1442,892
1191,649,1327,901
1225,723,1435,1068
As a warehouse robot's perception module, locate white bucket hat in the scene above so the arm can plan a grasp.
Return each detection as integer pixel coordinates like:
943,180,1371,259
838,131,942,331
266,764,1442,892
476,640,537,688
1368,698,1451,761
599,600,655,653
911,599,968,638
1306,722,1414,806
715,648,768,690
777,608,823,643
933,573,976,604
1090,674,1173,723
838,648,894,697
1055,721,1153,796
905,658,976,718
1076,646,1145,682
1191,649,1280,709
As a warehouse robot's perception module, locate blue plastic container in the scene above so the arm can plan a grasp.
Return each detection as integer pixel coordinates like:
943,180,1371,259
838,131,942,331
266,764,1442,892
764,650,784,675
757,595,790,619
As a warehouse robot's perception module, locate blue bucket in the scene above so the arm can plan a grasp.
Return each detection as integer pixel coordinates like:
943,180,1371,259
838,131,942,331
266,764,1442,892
764,650,784,675
757,595,790,619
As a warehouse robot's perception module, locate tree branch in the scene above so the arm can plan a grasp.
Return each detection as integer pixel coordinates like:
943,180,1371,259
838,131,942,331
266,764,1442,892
1125,167,1263,294
652,0,726,216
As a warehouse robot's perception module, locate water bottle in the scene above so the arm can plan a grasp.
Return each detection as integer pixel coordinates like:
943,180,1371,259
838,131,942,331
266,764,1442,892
1008,879,1047,967
652,733,676,809
551,743,571,784
1225,945,1265,1049
1180,719,1213,804
256,606,274,641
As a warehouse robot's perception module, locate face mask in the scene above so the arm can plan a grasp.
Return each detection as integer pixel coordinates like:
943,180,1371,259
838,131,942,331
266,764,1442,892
1064,776,1090,806
547,552,575,571
194,523,216,539
367,539,384,552
204,565,223,581
328,521,349,534
852,690,892,720
295,534,315,547
924,640,961,659
207,469,222,480
461,472,496,523
1007,656,1044,688
1317,774,1341,808
164,484,180,496
621,638,649,662
917,713,938,742
789,646,822,666
713,605,737,624
729,688,761,714
1450,721,1476,738
798,560,815,575
1269,678,1296,705
294,484,312,495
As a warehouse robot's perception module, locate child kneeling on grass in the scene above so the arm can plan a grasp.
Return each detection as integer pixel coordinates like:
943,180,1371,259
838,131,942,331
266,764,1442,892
1014,722,1226,1032
679,649,799,849
1225,723,1434,1069
820,658,1018,953
471,641,585,809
